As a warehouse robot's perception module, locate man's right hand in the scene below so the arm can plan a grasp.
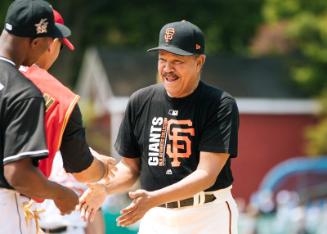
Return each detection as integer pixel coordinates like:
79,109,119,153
72,148,117,183
77,183,107,222
53,186,79,215
89,148,117,182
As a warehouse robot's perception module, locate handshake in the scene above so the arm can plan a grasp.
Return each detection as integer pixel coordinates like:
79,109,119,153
51,148,117,216
51,148,153,227
76,148,117,221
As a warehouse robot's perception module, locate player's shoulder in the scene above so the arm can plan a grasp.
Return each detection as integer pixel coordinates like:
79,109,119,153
21,64,55,82
198,82,238,115
0,62,43,100
200,81,236,103
21,64,74,95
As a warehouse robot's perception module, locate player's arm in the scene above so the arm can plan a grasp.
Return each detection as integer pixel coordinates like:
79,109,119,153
60,105,116,183
116,152,229,226
78,157,140,199
102,157,140,194
71,152,116,184
4,158,78,214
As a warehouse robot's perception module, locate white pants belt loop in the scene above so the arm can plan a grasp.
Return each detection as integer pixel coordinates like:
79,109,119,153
198,191,206,205
192,193,199,206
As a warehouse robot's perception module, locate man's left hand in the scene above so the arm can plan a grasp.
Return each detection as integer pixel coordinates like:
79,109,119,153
116,189,157,227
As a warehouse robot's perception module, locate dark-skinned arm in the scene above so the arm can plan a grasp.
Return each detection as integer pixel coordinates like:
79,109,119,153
4,157,78,215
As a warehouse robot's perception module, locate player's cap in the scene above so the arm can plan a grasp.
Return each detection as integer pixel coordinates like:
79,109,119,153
4,0,71,39
147,20,205,56
53,9,75,51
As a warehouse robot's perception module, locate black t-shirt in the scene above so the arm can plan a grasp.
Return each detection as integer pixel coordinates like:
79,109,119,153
115,81,239,191
0,59,48,189
60,104,93,173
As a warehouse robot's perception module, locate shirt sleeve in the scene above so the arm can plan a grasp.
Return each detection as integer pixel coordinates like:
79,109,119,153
60,104,93,173
199,96,239,157
114,98,140,158
3,97,48,164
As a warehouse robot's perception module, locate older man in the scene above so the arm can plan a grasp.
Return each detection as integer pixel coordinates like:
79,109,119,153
80,20,240,234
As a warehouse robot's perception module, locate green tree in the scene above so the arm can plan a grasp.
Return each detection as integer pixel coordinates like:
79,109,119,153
0,0,11,21
262,0,327,155
263,0,327,95
52,0,264,55
52,0,264,84
1,0,264,84
306,92,327,155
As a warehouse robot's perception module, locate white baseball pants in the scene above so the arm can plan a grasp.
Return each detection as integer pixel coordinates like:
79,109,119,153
138,186,239,234
0,188,38,234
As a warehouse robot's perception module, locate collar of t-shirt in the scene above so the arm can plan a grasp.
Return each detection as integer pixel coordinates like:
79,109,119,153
0,56,16,66
163,81,203,104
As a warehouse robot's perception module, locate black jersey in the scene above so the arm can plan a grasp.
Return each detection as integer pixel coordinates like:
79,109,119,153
115,81,239,191
0,59,48,189
60,104,93,173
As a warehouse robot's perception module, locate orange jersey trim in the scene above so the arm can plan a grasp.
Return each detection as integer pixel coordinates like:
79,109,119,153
57,95,80,149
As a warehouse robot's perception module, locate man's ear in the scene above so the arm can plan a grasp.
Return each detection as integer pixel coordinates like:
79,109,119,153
30,37,41,48
30,37,54,52
196,54,206,71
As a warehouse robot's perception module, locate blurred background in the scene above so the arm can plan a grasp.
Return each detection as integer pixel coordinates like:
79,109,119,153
2,0,327,233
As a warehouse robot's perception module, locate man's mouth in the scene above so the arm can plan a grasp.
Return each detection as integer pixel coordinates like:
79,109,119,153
163,73,179,82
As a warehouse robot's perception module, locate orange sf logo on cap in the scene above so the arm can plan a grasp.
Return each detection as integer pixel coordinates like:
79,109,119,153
164,28,175,43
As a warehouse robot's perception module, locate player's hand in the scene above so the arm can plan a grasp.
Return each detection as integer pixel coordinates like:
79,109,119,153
117,189,157,227
77,183,107,222
53,186,79,215
89,148,117,183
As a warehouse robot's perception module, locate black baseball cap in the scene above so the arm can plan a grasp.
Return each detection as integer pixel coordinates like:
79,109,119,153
4,0,70,38
147,20,205,56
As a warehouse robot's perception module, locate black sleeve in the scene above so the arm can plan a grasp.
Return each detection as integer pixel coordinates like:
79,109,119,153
114,98,140,158
3,97,48,164
199,96,239,157
60,104,93,173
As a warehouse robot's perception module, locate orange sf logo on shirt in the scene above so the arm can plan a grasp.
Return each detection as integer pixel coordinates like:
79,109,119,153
166,119,195,167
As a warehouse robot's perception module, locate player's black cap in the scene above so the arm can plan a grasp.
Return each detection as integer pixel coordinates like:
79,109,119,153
4,0,70,38
147,20,205,56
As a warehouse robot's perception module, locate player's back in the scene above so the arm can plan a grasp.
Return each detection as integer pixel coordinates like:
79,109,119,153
0,59,44,189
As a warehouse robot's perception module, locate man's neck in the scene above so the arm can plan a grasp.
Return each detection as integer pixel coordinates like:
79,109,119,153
0,31,25,68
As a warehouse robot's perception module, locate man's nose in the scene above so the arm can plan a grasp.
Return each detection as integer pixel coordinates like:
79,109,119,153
163,62,174,72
